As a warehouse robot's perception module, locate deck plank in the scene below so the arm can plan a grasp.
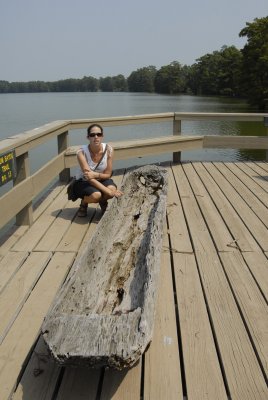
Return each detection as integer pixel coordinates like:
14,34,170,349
242,252,268,300
255,161,268,173
234,162,268,193
12,336,61,400
76,205,100,253
0,252,75,400
100,362,141,400
196,251,268,400
143,225,183,400
32,182,67,221
34,202,78,251
172,164,218,253
0,225,28,260
220,251,268,377
245,161,268,179
0,252,52,344
224,162,268,207
0,184,66,259
55,212,91,252
12,189,76,251
191,162,261,252
173,253,227,400
203,163,268,251
168,169,230,400
171,164,228,398
0,251,28,293
56,367,101,400
213,162,268,227
173,163,268,400
182,162,234,252
166,165,192,253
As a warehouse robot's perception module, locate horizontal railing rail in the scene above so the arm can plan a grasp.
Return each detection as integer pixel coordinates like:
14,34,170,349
0,112,267,230
174,112,268,121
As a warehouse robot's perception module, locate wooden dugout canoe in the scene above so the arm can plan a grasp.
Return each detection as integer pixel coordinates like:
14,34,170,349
42,165,168,369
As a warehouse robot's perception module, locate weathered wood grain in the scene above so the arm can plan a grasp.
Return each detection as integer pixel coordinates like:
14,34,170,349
0,252,75,400
42,165,168,369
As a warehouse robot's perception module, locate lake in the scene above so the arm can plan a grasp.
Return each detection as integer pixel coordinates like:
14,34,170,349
0,92,267,176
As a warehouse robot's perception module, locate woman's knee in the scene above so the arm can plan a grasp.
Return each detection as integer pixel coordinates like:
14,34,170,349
84,192,102,203
102,185,116,200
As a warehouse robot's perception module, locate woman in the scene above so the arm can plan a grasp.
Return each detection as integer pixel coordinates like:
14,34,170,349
74,124,123,217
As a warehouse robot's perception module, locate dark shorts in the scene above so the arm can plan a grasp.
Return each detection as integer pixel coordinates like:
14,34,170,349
73,179,116,199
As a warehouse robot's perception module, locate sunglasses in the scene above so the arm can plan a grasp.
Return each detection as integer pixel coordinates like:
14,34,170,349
88,132,103,138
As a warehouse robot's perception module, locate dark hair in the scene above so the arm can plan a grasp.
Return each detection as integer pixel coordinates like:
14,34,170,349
87,124,103,137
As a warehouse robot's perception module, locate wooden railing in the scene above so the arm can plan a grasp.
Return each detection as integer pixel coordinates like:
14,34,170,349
0,112,267,230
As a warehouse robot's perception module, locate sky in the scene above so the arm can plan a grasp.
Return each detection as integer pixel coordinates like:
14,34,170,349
0,0,267,82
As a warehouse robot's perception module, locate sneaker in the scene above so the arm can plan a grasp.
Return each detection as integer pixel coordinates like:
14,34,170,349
77,202,88,217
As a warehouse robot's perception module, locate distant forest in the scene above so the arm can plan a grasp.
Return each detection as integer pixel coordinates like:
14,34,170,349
1,16,267,110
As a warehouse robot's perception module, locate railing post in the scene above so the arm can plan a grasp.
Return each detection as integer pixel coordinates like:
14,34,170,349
14,152,33,226
265,117,268,161
173,116,181,163
58,131,70,182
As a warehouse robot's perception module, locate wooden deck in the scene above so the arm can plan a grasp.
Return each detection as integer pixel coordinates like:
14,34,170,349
0,161,267,400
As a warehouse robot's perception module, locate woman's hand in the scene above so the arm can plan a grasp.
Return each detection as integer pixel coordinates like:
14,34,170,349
108,188,124,198
83,170,99,180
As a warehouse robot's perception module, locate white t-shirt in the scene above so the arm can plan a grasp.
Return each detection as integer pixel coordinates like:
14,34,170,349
76,143,112,179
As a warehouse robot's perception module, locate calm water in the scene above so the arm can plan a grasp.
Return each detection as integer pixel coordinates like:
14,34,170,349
0,92,266,177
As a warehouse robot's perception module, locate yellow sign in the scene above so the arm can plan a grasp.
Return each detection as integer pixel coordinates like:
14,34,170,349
0,150,16,186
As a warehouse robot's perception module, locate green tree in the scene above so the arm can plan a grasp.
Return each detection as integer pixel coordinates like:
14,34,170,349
99,76,114,91
188,46,242,96
80,76,99,91
239,16,268,109
127,66,156,92
186,64,200,95
112,74,128,91
217,46,243,96
27,81,49,92
0,80,10,93
194,51,223,95
55,78,80,92
154,61,187,94
9,82,29,93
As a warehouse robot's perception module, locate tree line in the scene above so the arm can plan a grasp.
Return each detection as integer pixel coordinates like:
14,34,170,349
0,16,267,110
